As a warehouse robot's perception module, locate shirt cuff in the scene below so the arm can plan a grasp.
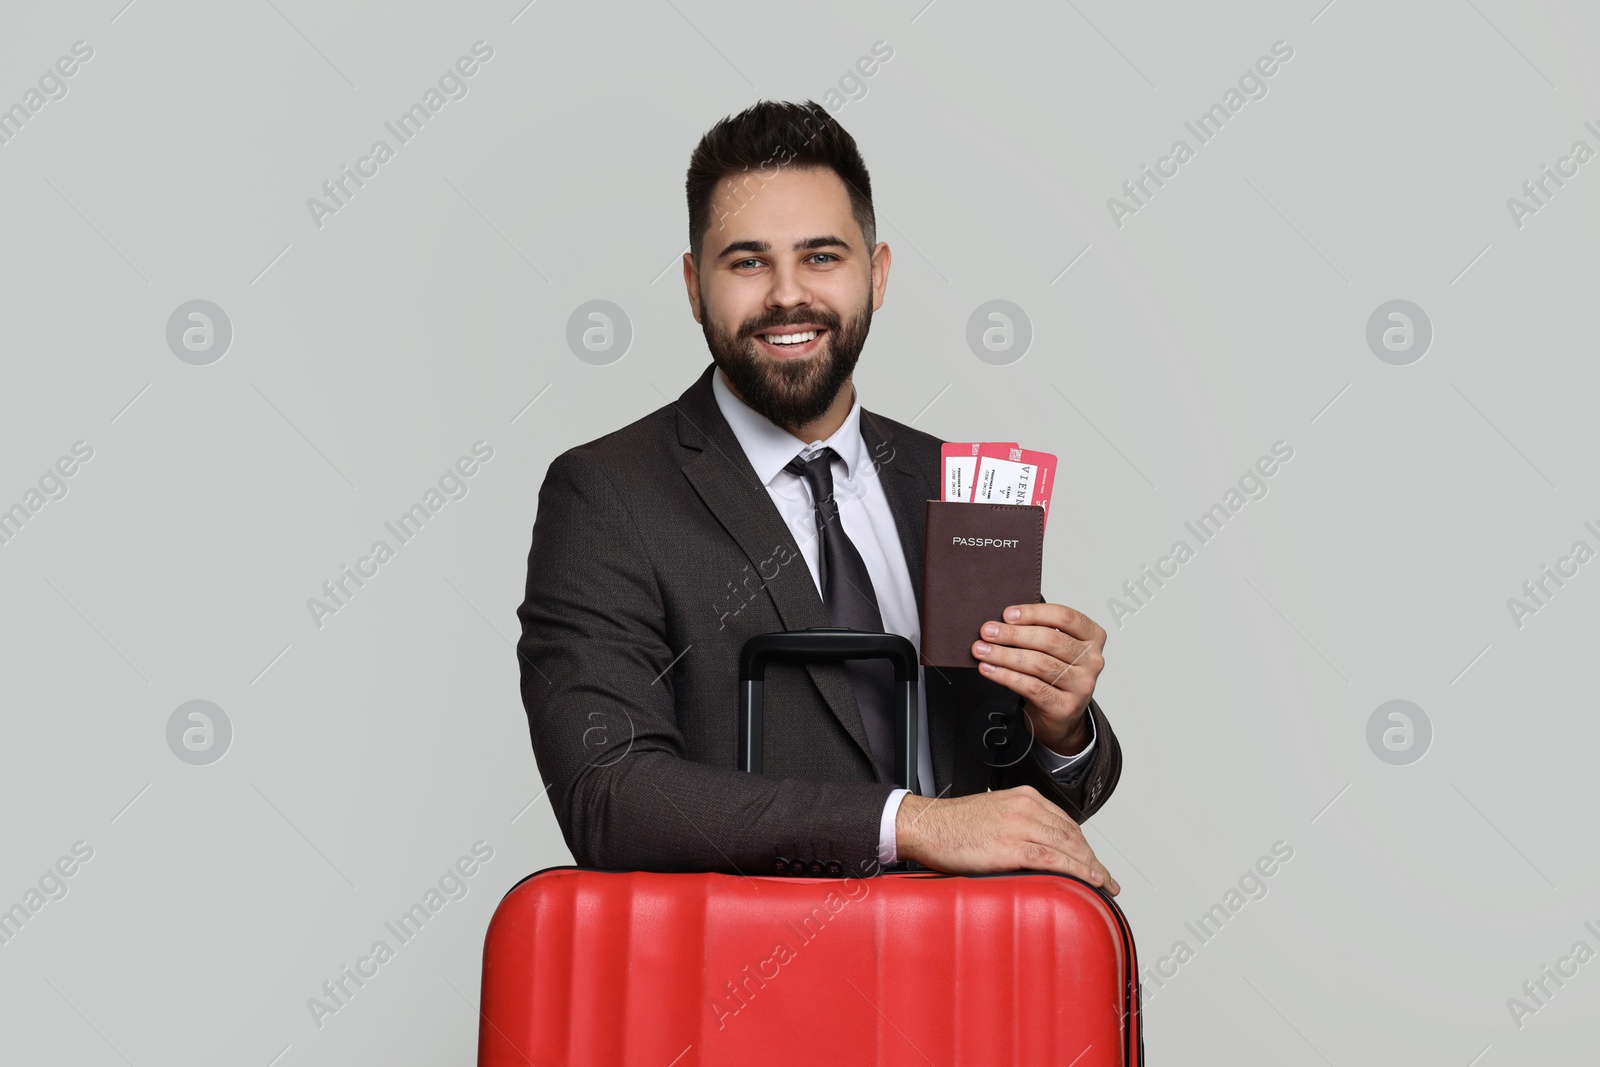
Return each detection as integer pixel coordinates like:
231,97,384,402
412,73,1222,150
1032,711,1098,777
878,788,910,866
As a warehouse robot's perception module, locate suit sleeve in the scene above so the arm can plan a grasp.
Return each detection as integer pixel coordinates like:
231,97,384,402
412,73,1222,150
517,451,897,876
993,696,1120,823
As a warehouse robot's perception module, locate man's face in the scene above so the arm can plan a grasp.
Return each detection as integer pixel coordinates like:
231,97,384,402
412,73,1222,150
684,165,890,431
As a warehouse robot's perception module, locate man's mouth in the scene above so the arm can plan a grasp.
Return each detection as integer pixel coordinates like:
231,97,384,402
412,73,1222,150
753,326,827,358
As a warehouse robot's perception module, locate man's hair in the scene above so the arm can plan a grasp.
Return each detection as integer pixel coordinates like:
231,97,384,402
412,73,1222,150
685,99,876,267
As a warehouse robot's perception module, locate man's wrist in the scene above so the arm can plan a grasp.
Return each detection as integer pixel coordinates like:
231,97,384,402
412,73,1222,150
1040,710,1091,756
893,792,933,865
1035,703,1098,773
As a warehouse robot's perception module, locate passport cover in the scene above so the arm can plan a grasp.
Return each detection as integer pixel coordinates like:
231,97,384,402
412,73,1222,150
920,499,1045,668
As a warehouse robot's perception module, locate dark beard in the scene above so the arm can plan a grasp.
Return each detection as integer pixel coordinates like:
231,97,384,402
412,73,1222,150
703,297,872,431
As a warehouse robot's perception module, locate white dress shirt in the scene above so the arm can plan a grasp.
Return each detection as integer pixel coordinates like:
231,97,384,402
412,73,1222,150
711,369,1097,865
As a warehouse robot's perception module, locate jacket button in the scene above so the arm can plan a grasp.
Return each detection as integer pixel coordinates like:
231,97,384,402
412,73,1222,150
774,857,790,873
808,860,824,875
826,861,843,876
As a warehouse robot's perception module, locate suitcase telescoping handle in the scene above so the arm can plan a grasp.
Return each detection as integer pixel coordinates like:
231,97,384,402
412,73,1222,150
738,627,919,792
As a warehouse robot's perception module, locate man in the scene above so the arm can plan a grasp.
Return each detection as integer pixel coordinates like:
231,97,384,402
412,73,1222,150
517,100,1121,891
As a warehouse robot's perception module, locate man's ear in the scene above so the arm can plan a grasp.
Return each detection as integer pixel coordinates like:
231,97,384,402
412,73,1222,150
869,241,892,312
682,251,703,324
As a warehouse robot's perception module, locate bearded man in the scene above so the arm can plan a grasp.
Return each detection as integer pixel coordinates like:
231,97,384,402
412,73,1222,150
516,99,1122,887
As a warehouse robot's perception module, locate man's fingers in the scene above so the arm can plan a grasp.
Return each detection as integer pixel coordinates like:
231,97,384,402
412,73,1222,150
1018,793,1120,895
915,788,1121,894
982,621,1095,667
977,618,1104,695
1012,840,1119,895
1029,826,1114,890
1013,841,1103,885
976,652,1100,711
974,640,1068,681
1001,602,1106,644
1045,843,1119,896
977,661,1073,712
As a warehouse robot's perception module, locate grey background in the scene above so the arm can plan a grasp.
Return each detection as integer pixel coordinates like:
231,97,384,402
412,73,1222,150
1,0,1596,1063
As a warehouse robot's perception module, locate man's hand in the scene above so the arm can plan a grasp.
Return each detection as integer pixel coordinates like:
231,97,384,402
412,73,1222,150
895,786,1120,894
971,603,1107,755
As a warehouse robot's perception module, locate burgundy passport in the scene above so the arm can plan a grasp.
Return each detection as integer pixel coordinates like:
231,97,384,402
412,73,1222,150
920,500,1045,668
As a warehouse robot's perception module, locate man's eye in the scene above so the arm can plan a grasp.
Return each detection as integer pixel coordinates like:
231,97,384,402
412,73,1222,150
809,253,838,264
733,258,763,270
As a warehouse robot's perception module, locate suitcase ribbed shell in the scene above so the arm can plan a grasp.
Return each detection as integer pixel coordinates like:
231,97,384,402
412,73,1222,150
478,867,1141,1066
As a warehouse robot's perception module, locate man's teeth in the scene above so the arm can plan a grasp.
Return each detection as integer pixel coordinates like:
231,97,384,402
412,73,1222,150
763,330,818,345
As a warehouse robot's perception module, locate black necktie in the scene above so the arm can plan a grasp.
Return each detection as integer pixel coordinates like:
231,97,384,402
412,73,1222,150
784,447,900,784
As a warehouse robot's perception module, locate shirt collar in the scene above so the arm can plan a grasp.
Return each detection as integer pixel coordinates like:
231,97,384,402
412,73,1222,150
711,365,865,487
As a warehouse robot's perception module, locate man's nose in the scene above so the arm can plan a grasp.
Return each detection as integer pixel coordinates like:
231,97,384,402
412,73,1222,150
765,260,812,309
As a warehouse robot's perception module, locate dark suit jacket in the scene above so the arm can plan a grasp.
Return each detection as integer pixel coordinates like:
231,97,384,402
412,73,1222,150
516,362,1120,876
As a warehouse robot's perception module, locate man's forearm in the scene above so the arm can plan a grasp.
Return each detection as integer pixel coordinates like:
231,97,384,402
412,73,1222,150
543,743,896,875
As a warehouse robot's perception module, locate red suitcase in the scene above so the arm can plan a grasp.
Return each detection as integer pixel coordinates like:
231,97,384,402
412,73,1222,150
480,630,1141,1066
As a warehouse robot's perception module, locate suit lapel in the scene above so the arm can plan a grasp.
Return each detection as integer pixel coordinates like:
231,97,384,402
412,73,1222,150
673,364,879,771
673,363,980,797
857,409,927,620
